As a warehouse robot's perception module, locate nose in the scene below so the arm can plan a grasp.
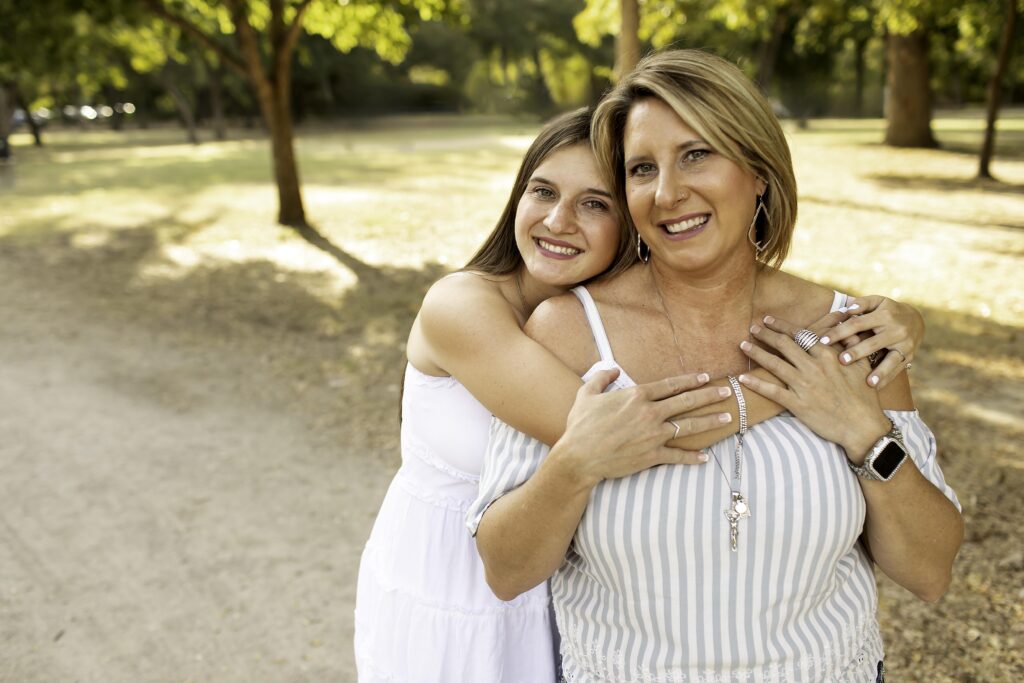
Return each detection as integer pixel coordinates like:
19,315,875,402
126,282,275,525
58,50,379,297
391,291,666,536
655,169,688,209
543,199,576,234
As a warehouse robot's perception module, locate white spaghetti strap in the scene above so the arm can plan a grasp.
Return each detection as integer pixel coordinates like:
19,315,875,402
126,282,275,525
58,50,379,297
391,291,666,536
830,290,850,313
571,286,616,362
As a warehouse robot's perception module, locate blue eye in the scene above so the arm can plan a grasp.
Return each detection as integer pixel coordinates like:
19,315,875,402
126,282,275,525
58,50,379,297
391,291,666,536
531,187,555,199
684,149,710,162
583,199,608,211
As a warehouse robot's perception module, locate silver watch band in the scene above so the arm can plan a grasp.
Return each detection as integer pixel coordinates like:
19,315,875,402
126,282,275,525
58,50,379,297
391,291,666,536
847,421,909,482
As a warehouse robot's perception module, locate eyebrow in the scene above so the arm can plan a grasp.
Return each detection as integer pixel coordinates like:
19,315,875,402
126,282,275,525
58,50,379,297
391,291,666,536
530,176,613,198
624,139,707,167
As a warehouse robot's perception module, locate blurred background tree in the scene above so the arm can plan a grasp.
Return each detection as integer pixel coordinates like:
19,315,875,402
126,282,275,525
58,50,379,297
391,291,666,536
4,0,1021,213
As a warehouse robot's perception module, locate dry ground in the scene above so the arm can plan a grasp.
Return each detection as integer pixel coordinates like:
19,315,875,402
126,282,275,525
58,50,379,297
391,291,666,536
1,113,1022,682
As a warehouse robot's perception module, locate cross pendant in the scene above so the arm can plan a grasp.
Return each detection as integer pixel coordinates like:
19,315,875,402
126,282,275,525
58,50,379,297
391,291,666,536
724,492,751,552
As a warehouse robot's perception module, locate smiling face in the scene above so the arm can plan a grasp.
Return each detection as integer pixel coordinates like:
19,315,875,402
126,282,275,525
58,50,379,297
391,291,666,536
623,97,766,274
514,143,621,287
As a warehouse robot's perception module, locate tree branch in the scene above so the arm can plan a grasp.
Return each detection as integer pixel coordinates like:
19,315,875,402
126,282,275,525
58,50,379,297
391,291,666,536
279,0,314,73
141,0,249,79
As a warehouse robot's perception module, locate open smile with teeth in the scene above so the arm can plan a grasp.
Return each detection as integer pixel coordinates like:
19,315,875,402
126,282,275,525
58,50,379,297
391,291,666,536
537,238,581,256
663,214,710,234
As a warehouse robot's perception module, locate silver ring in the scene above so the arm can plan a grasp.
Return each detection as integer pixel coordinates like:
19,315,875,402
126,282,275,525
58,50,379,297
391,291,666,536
891,348,907,364
793,328,820,352
669,420,681,439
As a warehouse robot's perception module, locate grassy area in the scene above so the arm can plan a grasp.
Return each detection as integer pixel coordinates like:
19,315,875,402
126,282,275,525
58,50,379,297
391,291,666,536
2,113,1023,680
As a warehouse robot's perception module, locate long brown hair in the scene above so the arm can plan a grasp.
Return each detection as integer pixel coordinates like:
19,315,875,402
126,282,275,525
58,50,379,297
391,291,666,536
463,107,630,277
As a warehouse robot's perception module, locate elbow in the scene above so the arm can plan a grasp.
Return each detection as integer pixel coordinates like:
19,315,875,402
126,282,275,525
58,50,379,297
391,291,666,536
486,570,526,602
913,576,951,604
909,565,954,603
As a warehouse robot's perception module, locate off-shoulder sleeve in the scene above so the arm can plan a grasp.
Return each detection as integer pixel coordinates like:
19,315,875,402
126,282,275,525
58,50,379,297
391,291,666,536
466,417,551,537
887,410,961,512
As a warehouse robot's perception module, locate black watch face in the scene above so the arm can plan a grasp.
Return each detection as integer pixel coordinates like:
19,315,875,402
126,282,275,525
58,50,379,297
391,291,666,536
871,441,906,479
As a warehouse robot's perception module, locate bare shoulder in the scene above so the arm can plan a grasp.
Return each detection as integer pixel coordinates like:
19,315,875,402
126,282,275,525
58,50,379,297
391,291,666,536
524,292,599,375
411,271,519,374
764,269,840,325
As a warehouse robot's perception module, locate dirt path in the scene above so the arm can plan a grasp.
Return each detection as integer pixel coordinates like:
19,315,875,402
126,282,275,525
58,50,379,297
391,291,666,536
0,235,402,682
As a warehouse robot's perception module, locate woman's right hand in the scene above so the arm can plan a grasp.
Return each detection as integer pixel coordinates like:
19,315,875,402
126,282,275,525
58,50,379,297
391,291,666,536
553,368,729,488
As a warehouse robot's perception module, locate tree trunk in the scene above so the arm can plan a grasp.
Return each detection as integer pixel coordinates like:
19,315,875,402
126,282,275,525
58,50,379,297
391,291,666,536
530,47,555,114
884,30,937,148
979,0,1018,179
159,71,200,145
209,65,227,141
756,6,790,91
0,84,12,162
253,77,306,227
853,36,867,117
616,0,640,80
12,86,43,146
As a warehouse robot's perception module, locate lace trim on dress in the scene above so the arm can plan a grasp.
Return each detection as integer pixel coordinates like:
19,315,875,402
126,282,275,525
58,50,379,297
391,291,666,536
560,613,883,683
404,433,480,483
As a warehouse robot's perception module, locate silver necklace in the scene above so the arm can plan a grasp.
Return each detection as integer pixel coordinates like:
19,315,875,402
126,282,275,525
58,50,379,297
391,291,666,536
649,265,756,551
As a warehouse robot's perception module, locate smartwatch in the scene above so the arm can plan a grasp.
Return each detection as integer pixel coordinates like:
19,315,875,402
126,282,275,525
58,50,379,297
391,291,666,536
848,421,909,482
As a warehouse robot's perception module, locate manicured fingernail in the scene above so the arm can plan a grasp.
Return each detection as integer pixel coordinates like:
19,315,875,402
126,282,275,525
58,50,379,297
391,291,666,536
740,341,752,351
820,336,831,345
869,375,880,386
719,413,732,423
837,306,848,313
841,352,852,363
698,373,710,383
750,324,761,334
698,451,709,462
738,374,749,383
763,315,775,324
848,304,860,311
718,386,731,397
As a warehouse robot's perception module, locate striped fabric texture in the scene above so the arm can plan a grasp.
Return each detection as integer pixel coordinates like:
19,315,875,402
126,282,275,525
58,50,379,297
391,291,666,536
466,287,960,683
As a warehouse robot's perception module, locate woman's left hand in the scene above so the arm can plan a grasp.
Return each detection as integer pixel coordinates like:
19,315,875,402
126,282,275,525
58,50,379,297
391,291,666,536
738,315,892,461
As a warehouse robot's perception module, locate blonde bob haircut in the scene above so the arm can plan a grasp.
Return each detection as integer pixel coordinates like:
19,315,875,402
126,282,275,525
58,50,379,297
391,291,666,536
592,49,797,270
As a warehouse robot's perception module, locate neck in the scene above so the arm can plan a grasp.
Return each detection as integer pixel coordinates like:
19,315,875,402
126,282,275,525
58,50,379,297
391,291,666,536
649,256,763,322
513,267,568,319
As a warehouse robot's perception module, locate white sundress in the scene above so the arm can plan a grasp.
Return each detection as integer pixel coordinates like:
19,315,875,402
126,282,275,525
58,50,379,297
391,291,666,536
354,363,558,682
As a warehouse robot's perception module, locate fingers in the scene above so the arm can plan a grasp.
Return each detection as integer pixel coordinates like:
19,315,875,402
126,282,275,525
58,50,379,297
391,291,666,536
638,371,711,401
818,313,878,346
844,295,884,314
836,334,886,366
650,446,709,467
657,384,731,418
578,367,620,395
751,315,829,365
666,412,733,441
737,371,793,407
739,339,800,385
807,310,850,335
867,354,907,389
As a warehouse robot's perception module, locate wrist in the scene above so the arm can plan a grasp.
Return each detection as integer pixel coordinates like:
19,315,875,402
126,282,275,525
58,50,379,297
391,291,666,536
546,442,600,494
843,414,892,465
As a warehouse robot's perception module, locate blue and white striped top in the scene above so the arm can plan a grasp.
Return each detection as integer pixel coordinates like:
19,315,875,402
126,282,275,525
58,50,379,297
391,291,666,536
467,287,960,683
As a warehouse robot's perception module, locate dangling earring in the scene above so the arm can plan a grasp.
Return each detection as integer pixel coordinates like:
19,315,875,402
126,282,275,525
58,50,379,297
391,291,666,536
747,193,768,254
637,233,650,263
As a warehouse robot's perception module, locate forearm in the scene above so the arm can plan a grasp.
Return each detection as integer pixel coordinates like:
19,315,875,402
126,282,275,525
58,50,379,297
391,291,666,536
669,368,783,450
860,464,964,602
476,447,592,601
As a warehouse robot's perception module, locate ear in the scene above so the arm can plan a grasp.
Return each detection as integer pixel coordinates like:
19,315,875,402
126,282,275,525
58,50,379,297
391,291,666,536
755,176,768,197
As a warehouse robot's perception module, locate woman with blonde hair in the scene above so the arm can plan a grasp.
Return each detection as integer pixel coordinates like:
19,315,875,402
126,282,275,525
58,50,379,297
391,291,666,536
471,50,962,682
